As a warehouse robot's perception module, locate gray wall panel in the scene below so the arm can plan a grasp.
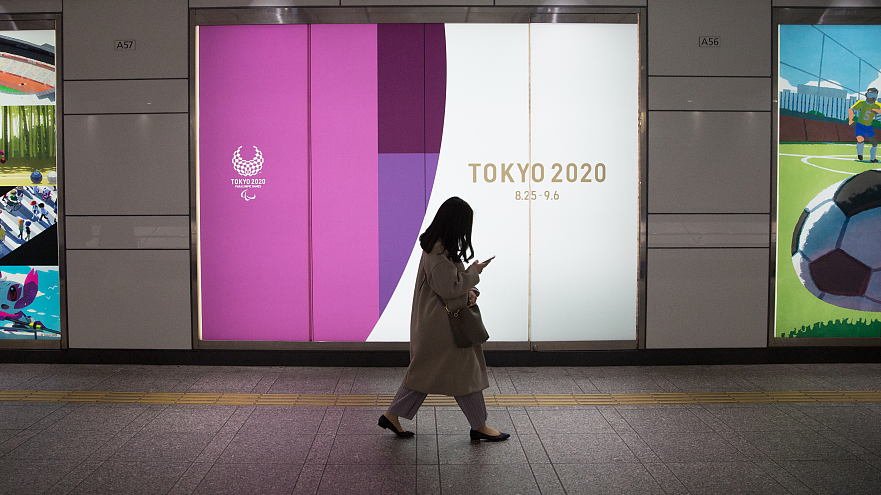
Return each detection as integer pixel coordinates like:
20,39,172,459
648,214,770,248
0,1,60,12
646,248,770,348
649,77,771,111
66,250,191,349
647,0,771,76
63,114,188,215
63,0,187,80
648,111,771,213
64,80,187,114
66,216,189,249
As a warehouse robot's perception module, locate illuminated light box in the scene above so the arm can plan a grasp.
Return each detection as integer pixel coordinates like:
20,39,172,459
196,22,639,343
0,28,59,342
776,24,881,339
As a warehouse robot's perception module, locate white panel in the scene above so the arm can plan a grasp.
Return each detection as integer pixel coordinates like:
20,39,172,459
648,214,770,248
63,0,187,80
648,111,771,213
649,77,771,111
64,114,188,215
529,24,639,342
370,24,530,342
647,0,770,76
64,80,187,114
0,1,60,12
66,216,189,249
646,248,769,348
66,250,191,349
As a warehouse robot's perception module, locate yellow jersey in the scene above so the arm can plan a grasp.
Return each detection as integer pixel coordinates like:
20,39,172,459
851,100,881,125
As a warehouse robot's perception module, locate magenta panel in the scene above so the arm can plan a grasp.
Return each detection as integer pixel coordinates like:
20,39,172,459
198,25,310,341
310,24,380,342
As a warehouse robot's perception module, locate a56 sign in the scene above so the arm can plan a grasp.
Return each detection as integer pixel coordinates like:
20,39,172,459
699,36,720,47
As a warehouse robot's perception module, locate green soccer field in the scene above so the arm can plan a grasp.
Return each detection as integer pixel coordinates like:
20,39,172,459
776,142,881,338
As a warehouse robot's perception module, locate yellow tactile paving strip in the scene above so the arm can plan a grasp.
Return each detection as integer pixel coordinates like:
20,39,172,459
1,390,880,406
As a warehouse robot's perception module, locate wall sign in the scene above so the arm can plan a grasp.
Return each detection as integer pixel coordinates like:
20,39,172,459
0,30,60,342
699,36,720,46
776,24,881,339
196,23,639,343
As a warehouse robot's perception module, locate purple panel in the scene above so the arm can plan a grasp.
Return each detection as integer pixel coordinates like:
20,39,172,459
424,24,446,154
378,24,425,153
379,153,426,313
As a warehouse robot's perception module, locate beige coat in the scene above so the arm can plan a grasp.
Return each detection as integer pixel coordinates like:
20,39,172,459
400,242,489,397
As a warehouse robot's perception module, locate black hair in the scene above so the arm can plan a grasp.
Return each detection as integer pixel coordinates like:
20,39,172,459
418,196,474,262
869,88,879,94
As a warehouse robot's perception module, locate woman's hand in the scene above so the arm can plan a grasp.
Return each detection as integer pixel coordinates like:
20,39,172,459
468,289,479,306
473,256,495,274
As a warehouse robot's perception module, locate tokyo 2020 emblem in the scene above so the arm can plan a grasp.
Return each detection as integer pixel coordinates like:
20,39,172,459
232,146,263,177
231,146,265,201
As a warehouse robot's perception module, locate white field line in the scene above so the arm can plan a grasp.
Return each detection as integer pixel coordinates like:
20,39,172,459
780,153,859,175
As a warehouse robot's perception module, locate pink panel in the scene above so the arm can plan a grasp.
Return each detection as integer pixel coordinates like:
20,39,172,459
310,25,379,341
198,25,310,341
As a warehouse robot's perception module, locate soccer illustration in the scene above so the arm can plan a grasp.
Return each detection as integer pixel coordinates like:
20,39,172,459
791,170,881,313
777,25,881,338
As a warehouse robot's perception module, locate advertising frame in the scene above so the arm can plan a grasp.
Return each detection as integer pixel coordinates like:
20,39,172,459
189,7,647,351
772,8,881,347
0,14,64,350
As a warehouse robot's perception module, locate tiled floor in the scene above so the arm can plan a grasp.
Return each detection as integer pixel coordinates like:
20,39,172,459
1,363,880,494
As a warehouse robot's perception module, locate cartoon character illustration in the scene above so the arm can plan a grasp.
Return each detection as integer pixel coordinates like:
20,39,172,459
848,87,881,162
0,269,55,334
17,218,23,238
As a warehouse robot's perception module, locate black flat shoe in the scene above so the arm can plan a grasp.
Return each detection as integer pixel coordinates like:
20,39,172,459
470,429,511,442
378,415,414,437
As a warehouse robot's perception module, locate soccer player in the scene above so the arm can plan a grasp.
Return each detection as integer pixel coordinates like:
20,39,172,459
848,87,881,162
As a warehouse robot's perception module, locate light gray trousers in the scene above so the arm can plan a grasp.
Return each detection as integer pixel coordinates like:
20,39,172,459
387,385,488,430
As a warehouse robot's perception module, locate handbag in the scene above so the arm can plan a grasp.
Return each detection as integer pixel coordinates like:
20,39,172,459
440,295,489,348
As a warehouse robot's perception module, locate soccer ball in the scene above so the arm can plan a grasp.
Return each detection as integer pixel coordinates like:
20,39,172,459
792,170,881,312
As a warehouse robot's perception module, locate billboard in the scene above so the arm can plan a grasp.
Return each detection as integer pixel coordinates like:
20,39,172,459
196,23,639,343
776,25,881,339
0,29,59,341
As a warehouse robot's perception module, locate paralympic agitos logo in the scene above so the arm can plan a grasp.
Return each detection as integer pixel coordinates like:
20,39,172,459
230,146,266,201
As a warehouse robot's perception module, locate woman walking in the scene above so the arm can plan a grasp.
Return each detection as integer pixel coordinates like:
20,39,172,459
378,196,509,442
